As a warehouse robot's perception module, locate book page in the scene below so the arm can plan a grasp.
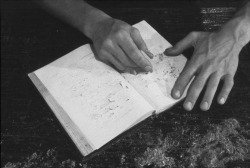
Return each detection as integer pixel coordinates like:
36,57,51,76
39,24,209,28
122,21,188,113
33,44,154,150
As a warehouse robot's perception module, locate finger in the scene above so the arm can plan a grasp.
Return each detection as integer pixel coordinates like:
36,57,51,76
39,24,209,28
164,31,199,56
130,27,154,59
118,35,153,72
183,67,210,111
110,43,137,68
124,67,144,75
217,74,234,105
200,72,221,111
109,56,125,71
171,60,198,99
124,67,137,75
102,52,125,71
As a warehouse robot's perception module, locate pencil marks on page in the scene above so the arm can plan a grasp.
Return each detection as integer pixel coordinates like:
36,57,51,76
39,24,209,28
124,51,182,97
151,52,182,97
122,22,187,111
57,63,135,126
35,44,155,149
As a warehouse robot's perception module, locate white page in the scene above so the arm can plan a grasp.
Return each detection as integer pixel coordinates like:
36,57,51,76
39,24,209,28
122,21,188,113
34,44,154,149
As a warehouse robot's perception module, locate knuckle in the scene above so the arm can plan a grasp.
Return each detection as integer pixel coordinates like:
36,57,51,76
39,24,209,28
215,69,223,77
200,60,215,73
196,79,205,88
203,62,214,73
189,31,201,39
131,27,140,34
114,29,127,39
132,53,143,63
115,20,129,28
209,80,217,89
103,39,113,46
186,91,198,103
207,58,216,66
103,39,115,50
228,79,234,87
190,31,197,37
98,52,108,62
192,86,201,98
195,74,207,88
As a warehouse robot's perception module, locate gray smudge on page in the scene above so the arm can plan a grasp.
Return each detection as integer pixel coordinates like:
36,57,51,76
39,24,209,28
152,52,179,97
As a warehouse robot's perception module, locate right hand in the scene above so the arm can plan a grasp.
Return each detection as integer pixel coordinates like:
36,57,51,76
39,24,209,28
90,18,154,73
165,30,242,111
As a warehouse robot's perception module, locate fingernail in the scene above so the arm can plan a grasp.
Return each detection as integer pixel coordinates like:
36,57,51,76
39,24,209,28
127,68,137,75
146,50,154,58
219,97,225,104
175,90,180,98
201,101,208,111
185,102,193,111
164,47,173,54
132,70,137,75
145,66,153,72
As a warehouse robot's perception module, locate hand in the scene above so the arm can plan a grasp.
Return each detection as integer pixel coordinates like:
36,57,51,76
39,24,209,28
90,18,154,73
164,30,243,111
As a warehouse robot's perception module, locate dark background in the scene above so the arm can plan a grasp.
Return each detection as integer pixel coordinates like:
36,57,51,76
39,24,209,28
1,0,250,167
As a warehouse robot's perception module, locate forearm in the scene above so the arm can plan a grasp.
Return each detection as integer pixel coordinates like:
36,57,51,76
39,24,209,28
219,1,250,47
37,0,111,39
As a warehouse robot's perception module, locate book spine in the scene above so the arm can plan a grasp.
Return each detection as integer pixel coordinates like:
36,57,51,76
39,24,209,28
28,72,95,156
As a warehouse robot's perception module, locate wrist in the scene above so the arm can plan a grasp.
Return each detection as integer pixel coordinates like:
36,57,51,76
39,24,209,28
88,16,114,41
221,16,250,47
82,6,112,40
226,2,250,47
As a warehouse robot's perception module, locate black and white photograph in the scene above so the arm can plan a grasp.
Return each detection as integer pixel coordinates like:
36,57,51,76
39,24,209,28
2,0,250,167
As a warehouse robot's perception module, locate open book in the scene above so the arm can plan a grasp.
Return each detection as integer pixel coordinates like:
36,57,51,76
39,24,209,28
28,21,188,156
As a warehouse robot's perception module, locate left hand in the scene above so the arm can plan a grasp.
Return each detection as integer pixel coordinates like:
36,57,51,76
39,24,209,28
164,30,243,111
90,18,153,73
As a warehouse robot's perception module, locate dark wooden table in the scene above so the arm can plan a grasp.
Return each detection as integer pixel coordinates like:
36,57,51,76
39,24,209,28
2,0,250,167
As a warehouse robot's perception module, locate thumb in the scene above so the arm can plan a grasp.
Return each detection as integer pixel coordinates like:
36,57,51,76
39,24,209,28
130,27,154,59
164,31,199,56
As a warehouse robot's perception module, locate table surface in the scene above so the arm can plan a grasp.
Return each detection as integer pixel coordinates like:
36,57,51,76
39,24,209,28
2,0,250,167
